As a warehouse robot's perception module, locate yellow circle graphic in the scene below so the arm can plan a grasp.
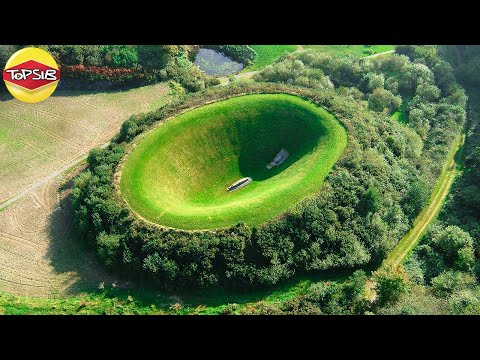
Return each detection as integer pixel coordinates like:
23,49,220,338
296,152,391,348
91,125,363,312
3,47,60,103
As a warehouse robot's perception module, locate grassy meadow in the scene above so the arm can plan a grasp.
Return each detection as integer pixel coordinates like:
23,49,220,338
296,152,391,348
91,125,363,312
305,45,395,58
247,45,299,70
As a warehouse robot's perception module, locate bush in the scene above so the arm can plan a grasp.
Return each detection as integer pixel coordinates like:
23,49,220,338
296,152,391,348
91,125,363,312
97,232,123,266
448,289,480,315
373,265,410,307
402,180,429,220
430,271,476,297
368,88,401,112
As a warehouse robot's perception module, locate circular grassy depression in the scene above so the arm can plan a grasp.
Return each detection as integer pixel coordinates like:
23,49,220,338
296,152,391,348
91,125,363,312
120,94,347,230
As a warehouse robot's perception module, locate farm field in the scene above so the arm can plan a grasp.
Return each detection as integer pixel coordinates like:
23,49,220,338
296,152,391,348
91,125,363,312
305,45,395,58
0,164,116,296
0,83,173,296
120,94,347,229
0,83,171,205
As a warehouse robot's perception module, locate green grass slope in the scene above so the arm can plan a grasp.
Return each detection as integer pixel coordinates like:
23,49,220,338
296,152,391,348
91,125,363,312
120,94,347,230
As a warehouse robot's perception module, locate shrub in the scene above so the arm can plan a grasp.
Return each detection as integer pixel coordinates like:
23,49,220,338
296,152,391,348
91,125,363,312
373,265,410,307
97,232,123,266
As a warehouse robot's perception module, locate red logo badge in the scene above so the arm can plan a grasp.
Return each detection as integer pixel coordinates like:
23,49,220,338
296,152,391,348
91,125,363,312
3,59,60,91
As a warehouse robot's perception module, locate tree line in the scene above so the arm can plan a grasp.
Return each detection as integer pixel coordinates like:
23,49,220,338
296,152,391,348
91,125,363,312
0,45,219,92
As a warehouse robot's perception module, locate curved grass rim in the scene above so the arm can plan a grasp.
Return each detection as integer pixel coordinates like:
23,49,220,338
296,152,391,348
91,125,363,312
115,92,348,231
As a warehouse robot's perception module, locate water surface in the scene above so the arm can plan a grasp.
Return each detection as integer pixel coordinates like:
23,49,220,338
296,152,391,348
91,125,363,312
194,48,244,76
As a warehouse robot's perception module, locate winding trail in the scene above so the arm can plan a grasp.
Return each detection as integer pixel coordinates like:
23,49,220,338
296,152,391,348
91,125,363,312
365,134,464,301
382,134,464,268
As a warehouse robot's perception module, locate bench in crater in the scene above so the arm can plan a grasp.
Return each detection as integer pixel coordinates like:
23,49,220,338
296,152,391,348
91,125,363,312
120,94,347,230
227,177,252,192
266,149,289,169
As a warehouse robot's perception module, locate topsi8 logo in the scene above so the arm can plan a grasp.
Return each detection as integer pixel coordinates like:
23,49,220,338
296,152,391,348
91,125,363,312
2,47,60,103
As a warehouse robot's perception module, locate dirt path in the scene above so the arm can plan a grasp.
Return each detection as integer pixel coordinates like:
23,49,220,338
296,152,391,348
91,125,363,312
218,70,260,85
219,45,305,85
294,45,305,53
382,134,464,268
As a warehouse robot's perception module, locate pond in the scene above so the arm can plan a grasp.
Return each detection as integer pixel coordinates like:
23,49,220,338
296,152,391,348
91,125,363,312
193,48,244,76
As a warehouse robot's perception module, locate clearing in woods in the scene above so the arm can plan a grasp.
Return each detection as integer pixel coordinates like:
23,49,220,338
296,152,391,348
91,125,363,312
246,45,300,70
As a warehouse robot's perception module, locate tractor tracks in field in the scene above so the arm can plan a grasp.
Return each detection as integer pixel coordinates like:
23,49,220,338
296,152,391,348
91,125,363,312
0,154,86,211
0,141,111,212
9,101,102,133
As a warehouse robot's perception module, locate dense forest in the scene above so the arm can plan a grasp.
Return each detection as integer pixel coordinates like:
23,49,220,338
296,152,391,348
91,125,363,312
258,45,480,315
70,45,466,297
382,45,480,315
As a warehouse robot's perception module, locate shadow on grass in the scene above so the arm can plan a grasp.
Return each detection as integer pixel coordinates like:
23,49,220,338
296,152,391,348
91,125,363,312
236,107,326,181
46,191,118,296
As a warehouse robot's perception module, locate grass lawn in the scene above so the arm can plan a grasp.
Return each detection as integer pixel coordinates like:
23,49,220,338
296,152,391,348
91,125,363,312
305,45,395,58
246,45,299,70
121,94,347,230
